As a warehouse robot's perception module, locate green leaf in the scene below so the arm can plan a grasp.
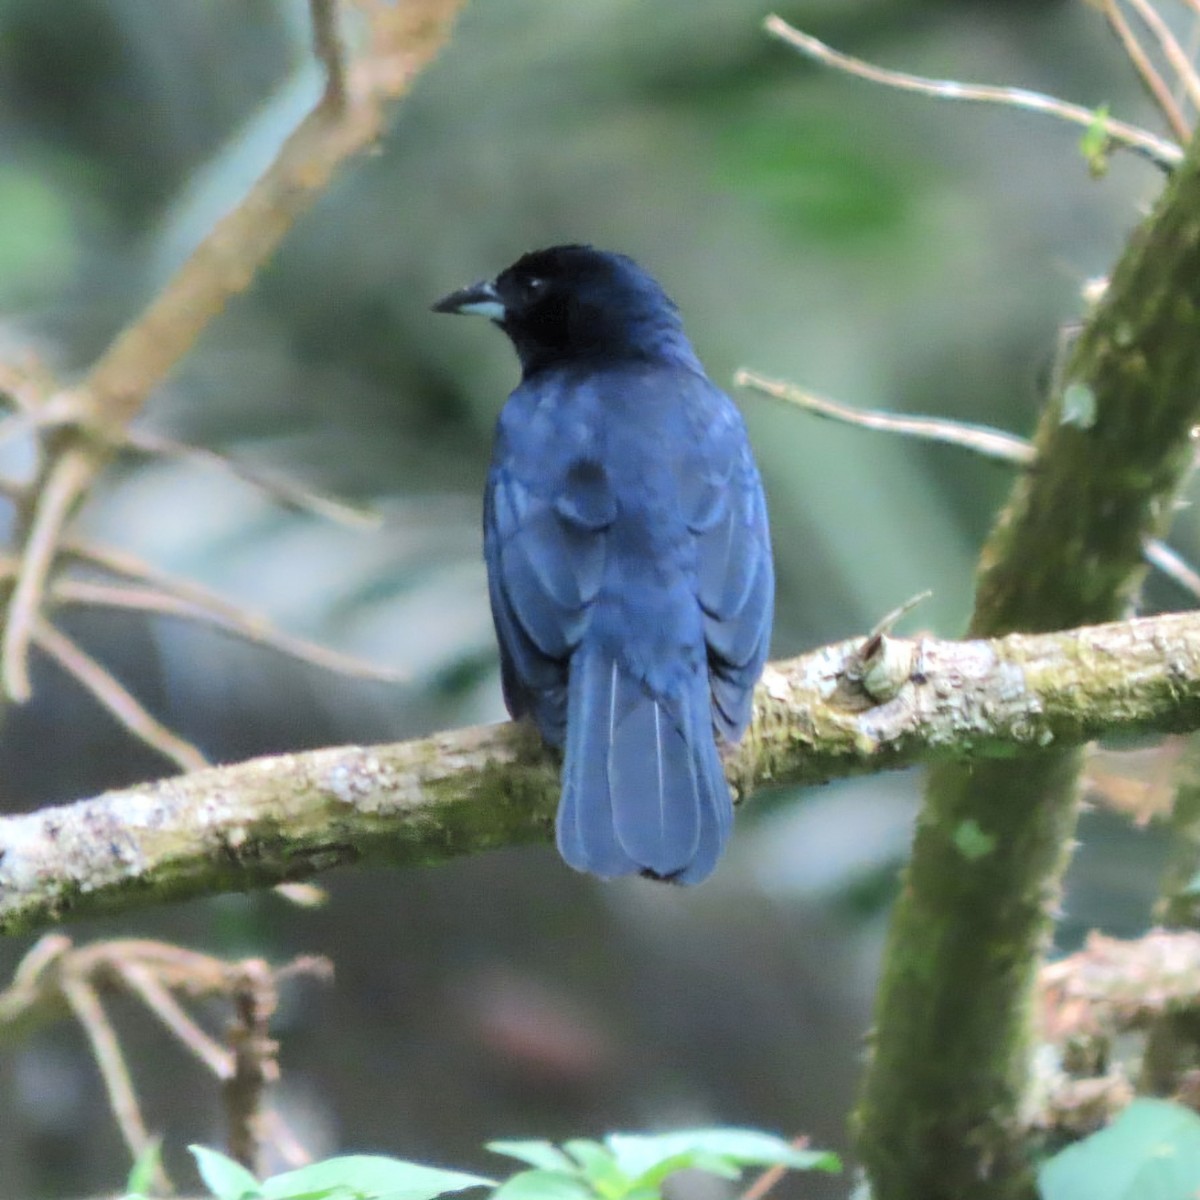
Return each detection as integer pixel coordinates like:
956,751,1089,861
126,1138,164,1196
563,1140,625,1191
1079,104,1112,178
953,819,997,862
627,1152,741,1191
261,1157,493,1200
1038,1098,1200,1200
190,1146,263,1200
606,1129,839,1181
486,1143,578,1173
1060,383,1097,430
490,1169,597,1200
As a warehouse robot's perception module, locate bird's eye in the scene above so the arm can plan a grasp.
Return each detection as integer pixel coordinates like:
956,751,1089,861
522,276,547,301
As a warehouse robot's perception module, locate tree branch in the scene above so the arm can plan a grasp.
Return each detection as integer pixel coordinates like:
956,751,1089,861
855,28,1200,1199
764,14,1183,169
0,0,467,707
6,612,1200,938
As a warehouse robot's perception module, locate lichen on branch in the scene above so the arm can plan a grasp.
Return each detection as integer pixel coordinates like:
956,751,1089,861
6,612,1200,938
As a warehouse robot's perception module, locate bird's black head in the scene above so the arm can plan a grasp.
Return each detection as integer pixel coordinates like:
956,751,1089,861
432,245,697,378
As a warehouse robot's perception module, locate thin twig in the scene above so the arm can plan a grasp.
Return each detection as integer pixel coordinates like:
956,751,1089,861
0,356,53,415
311,0,347,111
4,446,97,702
122,428,381,530
12,935,71,992
32,617,208,771
51,577,408,684
265,1109,315,1169
1,939,327,1182
60,974,154,1165
735,368,1034,463
740,1137,811,1200
0,395,83,454
736,367,1200,603
764,14,1184,168
114,959,235,1078
1146,539,1200,597
1095,0,1193,141
1126,0,1200,110
225,959,279,1174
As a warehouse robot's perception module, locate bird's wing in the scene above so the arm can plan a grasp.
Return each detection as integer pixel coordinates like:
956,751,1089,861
484,440,616,744
686,389,774,742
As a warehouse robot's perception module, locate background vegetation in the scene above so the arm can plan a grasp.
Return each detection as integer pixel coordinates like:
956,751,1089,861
0,1,1190,1197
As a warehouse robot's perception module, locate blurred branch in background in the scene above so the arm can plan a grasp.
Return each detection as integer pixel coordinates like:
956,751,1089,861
1036,930,1200,1134
0,0,467,764
7,610,1200,938
0,935,331,1181
764,13,1184,171
736,368,1200,601
1092,0,1194,140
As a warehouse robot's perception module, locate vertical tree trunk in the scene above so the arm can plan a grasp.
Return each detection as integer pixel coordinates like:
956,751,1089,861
856,132,1200,1199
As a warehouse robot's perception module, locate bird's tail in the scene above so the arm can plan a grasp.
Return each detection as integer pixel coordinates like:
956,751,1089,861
556,647,731,884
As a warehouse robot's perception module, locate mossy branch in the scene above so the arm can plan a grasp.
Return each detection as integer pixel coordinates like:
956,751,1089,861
855,37,1200,1200
5,611,1200,938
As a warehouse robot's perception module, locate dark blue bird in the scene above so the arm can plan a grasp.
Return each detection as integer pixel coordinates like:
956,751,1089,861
433,246,773,883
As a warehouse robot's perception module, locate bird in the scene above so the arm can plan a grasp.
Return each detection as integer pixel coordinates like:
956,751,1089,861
433,245,773,883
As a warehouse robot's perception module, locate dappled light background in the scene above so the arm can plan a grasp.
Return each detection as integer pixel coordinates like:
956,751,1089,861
0,0,1187,1196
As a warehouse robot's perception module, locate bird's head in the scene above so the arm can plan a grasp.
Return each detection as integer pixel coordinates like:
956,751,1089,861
432,244,696,378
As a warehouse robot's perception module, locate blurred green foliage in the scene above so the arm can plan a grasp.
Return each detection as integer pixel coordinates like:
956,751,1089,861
1038,1100,1200,1200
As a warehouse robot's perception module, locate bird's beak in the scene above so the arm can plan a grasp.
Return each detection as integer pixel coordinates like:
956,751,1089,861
431,278,506,320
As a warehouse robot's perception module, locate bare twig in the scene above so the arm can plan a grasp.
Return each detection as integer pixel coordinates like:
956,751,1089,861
114,958,234,1078
51,577,408,684
265,1109,316,1170
739,1137,811,1200
1146,538,1200,597
311,0,348,111
1094,0,1193,141
0,394,83,453
225,959,280,1174
1039,929,1200,1041
4,447,96,701
1126,0,1200,110
32,617,209,771
736,368,1200,603
735,368,1034,464
0,354,55,415
0,938,330,1179
764,14,1183,168
122,429,381,530
60,973,154,1165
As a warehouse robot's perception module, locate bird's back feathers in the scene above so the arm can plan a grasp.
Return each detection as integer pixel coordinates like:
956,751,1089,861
442,245,773,884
